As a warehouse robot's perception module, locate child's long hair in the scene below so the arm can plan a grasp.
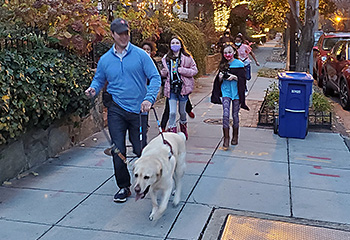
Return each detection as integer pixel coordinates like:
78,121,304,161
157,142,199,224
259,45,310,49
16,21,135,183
165,35,191,62
218,44,238,71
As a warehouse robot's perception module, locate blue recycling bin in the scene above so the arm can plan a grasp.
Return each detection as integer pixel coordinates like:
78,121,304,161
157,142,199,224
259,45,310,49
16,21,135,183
278,71,313,139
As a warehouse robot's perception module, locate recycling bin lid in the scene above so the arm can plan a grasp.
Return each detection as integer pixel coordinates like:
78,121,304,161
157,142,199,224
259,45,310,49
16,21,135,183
278,71,313,82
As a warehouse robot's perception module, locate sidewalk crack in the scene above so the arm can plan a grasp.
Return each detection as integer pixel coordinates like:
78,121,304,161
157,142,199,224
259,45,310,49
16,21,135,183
287,138,293,217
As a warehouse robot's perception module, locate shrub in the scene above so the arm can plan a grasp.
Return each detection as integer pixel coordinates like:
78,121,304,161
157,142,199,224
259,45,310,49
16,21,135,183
191,20,221,55
3,0,109,55
264,82,332,113
0,35,93,144
312,91,332,112
113,7,160,46
264,82,279,109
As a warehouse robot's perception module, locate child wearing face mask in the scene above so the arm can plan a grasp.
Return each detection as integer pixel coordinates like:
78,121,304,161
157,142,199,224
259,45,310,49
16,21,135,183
211,44,249,149
234,34,260,95
160,36,198,139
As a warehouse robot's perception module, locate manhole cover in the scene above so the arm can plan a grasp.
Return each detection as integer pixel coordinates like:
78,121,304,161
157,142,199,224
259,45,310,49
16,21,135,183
204,118,233,125
220,215,350,240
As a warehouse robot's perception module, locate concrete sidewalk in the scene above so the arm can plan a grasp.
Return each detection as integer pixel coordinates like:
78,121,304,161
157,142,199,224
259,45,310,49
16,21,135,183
1,40,350,240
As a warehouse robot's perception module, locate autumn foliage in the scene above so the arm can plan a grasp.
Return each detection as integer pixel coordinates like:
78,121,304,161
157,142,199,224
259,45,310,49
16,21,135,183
3,0,109,55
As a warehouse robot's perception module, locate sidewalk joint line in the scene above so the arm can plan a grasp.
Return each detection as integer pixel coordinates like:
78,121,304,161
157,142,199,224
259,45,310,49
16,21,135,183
287,138,293,217
164,137,222,239
36,175,114,240
198,207,216,240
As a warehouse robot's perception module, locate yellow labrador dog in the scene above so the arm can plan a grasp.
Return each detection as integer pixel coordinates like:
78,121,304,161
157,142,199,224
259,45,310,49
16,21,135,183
133,132,186,221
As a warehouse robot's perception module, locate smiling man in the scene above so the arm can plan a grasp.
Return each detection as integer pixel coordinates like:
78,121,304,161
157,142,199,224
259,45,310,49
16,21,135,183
85,18,161,203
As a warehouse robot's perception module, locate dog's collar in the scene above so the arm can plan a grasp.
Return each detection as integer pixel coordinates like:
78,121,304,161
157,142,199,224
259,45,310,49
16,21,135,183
163,139,173,159
150,107,174,160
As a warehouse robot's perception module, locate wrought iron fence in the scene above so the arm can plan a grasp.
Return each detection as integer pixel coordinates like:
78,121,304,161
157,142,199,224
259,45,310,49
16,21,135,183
258,98,332,129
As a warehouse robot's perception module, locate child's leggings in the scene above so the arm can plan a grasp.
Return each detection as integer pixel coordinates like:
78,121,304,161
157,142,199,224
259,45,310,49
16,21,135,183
222,97,240,128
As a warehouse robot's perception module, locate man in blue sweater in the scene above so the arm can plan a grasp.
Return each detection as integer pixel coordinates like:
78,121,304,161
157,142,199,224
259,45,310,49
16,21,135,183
85,18,161,203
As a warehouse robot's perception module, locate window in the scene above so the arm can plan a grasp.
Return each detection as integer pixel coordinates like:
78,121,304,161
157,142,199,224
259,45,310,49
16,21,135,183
183,0,187,13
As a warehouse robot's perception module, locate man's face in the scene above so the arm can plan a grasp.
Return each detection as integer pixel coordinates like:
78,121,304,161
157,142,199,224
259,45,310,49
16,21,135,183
112,30,130,49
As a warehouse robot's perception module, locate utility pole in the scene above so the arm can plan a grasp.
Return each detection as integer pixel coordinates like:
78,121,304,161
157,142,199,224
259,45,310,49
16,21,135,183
308,0,319,75
288,10,297,71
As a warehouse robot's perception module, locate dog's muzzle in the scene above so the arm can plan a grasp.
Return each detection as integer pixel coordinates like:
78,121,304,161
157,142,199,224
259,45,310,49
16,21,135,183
134,185,150,201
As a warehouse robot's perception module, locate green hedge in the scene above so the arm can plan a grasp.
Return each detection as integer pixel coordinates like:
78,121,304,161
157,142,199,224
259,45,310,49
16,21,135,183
0,36,93,144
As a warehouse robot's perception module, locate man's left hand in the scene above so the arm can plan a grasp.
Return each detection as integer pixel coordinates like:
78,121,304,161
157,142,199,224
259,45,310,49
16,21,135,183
141,100,152,112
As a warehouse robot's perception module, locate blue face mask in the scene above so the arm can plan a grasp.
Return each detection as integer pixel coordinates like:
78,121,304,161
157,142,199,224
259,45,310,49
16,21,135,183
235,42,242,47
171,45,181,52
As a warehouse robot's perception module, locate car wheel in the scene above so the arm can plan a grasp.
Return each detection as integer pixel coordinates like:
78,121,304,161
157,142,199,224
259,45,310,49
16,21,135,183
339,79,350,110
322,72,334,96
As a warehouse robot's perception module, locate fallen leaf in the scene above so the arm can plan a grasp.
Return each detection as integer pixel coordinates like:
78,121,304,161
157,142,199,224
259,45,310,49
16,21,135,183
17,172,29,179
3,181,12,186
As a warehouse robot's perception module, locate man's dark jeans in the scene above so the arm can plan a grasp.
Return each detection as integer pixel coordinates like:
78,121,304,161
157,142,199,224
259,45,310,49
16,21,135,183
108,103,141,189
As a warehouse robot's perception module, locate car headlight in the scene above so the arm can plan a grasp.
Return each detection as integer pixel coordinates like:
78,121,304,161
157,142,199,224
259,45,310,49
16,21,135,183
321,56,327,62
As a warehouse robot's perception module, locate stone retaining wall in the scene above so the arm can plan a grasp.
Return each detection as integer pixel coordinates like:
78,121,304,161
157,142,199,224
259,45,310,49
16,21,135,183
0,97,104,185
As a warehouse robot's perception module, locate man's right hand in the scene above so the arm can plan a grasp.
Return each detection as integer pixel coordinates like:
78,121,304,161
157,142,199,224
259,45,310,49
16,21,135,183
85,87,96,98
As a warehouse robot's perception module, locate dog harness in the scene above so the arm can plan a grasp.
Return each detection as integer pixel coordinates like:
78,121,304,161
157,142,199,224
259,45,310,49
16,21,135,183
151,107,174,159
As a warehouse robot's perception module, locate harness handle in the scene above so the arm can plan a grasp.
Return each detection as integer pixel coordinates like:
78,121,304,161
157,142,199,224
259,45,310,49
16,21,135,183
151,107,174,156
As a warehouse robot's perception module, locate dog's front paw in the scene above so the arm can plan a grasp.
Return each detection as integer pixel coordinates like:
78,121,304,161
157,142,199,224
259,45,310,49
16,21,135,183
172,192,180,207
149,211,156,221
149,211,162,221
172,199,180,207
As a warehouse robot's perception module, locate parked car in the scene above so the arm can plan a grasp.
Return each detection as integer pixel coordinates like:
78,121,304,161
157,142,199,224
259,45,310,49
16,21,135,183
313,30,323,46
312,32,350,87
322,40,350,110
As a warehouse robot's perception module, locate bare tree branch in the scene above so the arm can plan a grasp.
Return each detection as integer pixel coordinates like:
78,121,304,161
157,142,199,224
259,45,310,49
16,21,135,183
288,0,303,30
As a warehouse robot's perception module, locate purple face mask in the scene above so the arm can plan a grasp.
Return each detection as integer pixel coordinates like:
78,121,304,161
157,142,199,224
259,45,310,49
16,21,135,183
171,45,181,52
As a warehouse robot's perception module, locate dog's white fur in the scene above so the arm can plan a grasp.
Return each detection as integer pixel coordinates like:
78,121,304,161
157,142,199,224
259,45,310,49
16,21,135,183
132,132,186,221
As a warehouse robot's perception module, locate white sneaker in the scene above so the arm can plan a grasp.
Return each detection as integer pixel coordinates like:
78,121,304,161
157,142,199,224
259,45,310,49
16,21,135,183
245,90,248,96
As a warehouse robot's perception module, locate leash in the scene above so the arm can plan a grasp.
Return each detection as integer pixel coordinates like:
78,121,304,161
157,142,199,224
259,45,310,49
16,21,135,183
151,107,174,157
89,95,128,164
90,95,171,162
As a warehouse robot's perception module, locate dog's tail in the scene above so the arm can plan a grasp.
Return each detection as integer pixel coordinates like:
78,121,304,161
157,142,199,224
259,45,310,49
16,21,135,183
177,132,186,141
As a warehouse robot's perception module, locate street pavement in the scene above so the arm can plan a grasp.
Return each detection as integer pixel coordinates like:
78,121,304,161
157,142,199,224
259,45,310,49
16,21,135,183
1,40,350,240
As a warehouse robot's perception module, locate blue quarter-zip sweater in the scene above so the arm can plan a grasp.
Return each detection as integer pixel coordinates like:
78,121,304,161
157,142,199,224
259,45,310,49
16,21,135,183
90,43,161,113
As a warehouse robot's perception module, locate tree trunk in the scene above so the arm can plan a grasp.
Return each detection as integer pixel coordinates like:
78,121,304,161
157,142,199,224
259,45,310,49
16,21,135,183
289,0,317,72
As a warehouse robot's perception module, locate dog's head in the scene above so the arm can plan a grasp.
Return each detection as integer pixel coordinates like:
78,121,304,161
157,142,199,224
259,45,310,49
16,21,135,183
132,156,162,201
